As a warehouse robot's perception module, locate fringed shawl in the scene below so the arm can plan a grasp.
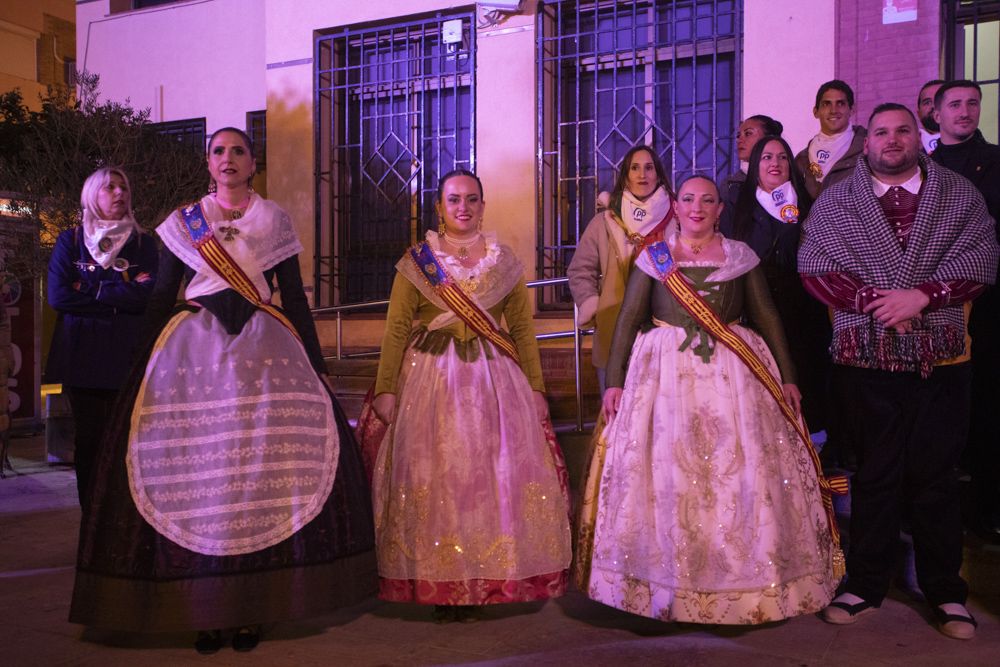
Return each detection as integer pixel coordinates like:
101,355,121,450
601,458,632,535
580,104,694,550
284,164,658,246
799,153,998,376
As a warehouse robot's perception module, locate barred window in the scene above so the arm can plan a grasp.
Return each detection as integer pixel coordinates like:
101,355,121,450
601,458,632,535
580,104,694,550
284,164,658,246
315,15,476,306
944,0,1000,143
150,118,207,152
246,110,267,169
536,0,742,307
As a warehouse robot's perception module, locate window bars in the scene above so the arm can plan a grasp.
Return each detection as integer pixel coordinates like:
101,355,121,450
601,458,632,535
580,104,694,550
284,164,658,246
246,110,267,169
944,0,1000,144
315,15,477,306
150,118,207,152
536,0,741,307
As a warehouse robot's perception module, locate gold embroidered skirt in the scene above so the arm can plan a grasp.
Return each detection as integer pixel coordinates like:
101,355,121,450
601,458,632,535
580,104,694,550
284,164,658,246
576,324,836,624
374,335,572,604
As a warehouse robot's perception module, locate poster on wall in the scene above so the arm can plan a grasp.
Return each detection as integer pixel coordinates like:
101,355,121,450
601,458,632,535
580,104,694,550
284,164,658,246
883,0,918,25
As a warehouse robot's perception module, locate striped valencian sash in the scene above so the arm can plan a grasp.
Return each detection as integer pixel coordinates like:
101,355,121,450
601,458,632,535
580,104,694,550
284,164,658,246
178,202,300,340
408,241,520,363
645,241,848,575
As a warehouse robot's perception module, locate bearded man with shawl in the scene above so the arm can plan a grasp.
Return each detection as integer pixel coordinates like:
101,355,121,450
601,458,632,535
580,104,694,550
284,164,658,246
69,129,376,653
800,104,998,640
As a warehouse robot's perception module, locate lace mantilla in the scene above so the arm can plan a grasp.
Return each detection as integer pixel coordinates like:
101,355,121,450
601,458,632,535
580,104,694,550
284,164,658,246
424,230,501,292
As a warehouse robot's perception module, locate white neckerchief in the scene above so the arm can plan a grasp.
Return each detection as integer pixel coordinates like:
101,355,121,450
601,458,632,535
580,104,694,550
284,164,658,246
82,215,137,268
621,185,672,236
920,128,940,154
635,235,760,284
755,181,800,223
871,169,923,197
158,193,303,301
808,127,854,181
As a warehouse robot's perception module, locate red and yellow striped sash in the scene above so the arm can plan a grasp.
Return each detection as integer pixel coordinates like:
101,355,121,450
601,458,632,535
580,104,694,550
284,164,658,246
408,241,520,363
178,202,300,340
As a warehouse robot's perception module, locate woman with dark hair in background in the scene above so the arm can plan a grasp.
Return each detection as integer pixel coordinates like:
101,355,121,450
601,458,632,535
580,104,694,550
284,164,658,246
46,167,157,506
69,127,376,653
567,145,675,390
721,115,784,207
371,169,571,623
721,135,831,433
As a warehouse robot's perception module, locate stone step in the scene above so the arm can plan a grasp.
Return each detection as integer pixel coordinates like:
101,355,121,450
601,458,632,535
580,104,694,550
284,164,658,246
324,345,604,425
324,356,379,377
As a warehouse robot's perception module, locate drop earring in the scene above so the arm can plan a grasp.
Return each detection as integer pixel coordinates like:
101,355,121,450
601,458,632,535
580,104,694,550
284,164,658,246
437,220,446,237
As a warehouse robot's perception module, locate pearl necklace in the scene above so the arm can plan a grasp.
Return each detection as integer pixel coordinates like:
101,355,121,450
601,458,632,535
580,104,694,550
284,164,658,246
442,232,482,260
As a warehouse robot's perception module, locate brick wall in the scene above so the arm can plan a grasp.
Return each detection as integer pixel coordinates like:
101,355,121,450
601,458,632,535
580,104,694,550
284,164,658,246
36,13,75,88
836,0,941,124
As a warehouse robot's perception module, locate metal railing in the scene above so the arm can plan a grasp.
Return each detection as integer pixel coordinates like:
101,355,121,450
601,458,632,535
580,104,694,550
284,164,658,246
311,276,593,430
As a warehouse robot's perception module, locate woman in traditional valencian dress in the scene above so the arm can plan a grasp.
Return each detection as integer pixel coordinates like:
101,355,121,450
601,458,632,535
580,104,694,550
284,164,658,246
567,145,675,391
575,175,841,625
70,128,376,653
370,169,572,623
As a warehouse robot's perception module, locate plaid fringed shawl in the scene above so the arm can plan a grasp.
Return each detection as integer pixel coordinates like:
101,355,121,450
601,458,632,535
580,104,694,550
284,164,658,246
799,153,999,377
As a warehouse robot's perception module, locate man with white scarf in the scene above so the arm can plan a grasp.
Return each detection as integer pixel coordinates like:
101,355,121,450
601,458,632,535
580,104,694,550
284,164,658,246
794,80,867,200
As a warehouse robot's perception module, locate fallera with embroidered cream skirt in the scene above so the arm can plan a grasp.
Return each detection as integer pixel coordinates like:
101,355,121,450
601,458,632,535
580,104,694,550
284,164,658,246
574,175,842,625
370,170,572,623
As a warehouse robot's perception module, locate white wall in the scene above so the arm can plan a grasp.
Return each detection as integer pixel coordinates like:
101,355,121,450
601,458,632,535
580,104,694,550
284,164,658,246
743,0,837,155
76,0,266,136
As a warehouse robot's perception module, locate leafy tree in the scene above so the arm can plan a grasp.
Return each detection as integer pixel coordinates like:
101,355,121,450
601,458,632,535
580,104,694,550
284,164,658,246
0,73,206,278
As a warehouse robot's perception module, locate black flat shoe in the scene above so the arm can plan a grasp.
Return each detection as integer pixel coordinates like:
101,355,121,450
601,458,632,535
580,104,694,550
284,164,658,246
933,605,977,640
195,630,223,654
432,605,458,624
820,597,878,625
232,625,261,652
454,605,481,623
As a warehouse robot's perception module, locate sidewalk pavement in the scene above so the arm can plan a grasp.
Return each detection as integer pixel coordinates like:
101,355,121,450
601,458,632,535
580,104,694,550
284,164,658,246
1,433,998,666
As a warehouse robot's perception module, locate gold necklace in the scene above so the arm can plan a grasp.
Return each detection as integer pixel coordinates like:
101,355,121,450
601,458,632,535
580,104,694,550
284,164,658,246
443,232,482,260
213,194,250,220
678,233,714,255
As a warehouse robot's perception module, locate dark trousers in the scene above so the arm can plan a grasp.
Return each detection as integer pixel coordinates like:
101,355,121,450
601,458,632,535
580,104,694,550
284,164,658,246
832,363,970,606
969,293,1000,526
66,386,118,508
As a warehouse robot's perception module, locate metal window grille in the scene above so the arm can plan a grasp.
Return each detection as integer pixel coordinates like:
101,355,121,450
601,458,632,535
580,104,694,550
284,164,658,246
315,14,476,306
944,0,1000,143
150,118,207,152
246,110,267,169
63,58,77,87
536,0,741,307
